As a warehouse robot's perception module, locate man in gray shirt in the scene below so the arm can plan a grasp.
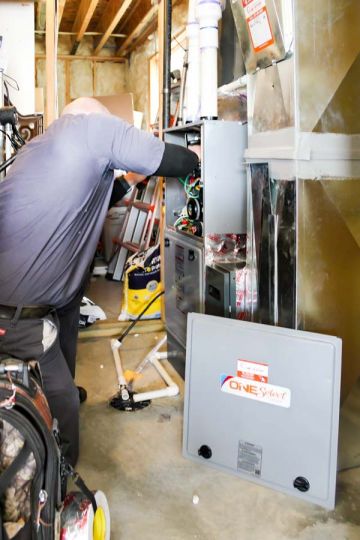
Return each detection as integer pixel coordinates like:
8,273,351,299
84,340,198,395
0,97,199,465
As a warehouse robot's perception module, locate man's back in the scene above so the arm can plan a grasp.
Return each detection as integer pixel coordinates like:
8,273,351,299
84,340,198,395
0,113,164,307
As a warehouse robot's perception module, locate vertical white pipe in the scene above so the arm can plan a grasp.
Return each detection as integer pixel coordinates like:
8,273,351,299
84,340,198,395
197,0,222,119
184,0,200,123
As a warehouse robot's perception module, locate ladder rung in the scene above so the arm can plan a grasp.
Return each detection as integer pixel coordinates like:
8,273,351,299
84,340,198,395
122,241,140,252
132,201,155,211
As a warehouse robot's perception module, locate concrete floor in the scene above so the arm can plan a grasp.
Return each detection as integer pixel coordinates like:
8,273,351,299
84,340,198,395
75,276,360,540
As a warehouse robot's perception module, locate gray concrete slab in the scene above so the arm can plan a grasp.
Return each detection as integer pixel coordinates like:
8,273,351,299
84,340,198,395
75,277,360,540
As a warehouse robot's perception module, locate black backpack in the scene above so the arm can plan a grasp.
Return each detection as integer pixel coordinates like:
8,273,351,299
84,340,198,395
0,358,98,540
0,357,61,539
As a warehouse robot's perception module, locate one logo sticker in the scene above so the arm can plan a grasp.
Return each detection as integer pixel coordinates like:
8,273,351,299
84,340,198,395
220,374,291,408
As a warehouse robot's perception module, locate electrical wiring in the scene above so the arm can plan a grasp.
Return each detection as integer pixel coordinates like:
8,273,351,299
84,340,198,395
0,154,16,174
0,128,19,151
185,174,203,199
13,126,26,146
175,172,203,237
3,81,10,103
3,73,20,92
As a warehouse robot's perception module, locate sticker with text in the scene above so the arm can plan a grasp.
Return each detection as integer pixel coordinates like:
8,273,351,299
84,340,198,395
242,0,274,53
237,359,268,383
220,374,291,408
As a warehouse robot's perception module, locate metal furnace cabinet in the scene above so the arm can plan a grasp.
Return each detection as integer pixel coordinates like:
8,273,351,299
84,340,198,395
163,121,248,370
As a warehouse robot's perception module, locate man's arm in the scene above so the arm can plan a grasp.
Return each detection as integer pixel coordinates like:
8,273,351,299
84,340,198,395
86,115,199,178
109,172,146,208
154,143,199,177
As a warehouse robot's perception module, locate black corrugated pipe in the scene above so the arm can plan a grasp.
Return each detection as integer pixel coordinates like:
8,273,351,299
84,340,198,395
162,0,172,130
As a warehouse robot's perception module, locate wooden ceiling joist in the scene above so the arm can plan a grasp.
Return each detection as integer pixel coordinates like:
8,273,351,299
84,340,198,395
124,19,157,55
57,0,67,29
94,0,136,56
116,4,158,56
70,0,100,55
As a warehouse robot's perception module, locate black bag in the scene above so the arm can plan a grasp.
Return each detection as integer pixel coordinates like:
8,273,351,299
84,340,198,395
0,358,62,540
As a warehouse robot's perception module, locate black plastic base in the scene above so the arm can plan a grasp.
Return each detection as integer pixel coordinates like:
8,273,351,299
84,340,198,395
109,391,151,412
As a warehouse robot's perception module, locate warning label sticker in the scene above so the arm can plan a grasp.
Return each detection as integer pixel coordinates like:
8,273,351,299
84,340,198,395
237,359,269,383
221,375,291,408
238,440,262,477
242,0,274,53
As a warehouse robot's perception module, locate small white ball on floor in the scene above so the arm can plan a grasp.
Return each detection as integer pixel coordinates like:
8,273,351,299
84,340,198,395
192,494,200,505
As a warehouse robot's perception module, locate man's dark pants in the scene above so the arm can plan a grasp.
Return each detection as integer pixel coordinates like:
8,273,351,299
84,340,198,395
0,300,81,467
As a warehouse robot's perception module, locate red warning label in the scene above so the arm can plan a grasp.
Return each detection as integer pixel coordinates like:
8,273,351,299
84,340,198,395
237,359,269,383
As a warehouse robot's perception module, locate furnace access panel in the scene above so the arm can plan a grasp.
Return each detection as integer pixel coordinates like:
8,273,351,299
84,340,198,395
183,314,342,509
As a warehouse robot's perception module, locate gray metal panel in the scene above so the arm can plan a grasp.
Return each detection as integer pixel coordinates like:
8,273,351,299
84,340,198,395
164,230,204,347
205,263,240,318
166,329,186,378
205,265,230,318
202,121,248,235
183,314,341,509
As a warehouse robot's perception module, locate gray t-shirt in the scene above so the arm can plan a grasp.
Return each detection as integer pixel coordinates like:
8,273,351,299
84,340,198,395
0,113,164,308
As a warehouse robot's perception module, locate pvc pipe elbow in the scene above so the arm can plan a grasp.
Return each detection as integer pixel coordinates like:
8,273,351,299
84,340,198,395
110,339,121,351
167,384,179,397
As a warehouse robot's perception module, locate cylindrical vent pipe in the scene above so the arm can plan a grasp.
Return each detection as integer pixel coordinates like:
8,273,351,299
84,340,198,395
184,0,201,123
197,0,223,119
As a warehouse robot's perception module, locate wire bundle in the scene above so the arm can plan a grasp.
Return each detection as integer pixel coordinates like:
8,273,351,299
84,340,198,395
174,175,203,236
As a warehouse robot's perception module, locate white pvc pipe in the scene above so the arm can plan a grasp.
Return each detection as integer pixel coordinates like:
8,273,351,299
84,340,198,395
110,339,127,387
150,357,178,391
111,334,179,403
197,0,222,119
184,0,200,123
135,335,167,375
133,384,179,403
133,354,179,402
155,352,168,360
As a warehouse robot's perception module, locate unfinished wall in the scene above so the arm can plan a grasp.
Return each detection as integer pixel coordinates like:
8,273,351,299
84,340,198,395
35,36,127,115
35,1,187,125
127,1,187,128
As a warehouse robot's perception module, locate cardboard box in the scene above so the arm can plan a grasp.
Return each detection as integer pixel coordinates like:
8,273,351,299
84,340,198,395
95,93,134,124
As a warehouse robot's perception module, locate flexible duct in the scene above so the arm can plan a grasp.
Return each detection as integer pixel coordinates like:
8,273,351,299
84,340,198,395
197,0,223,119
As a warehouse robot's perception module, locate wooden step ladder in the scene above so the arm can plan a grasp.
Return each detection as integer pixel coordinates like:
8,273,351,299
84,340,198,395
107,177,161,281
